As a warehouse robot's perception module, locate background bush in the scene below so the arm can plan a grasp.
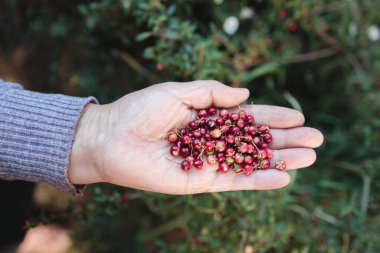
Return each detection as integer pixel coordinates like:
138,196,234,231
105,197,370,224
1,0,380,252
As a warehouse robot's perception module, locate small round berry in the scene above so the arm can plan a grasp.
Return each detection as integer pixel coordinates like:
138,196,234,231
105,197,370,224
181,160,191,171
182,135,191,144
192,130,202,139
206,119,217,130
207,155,217,165
207,106,217,115
275,160,286,171
205,141,215,152
244,155,253,164
238,143,248,153
231,126,240,134
239,110,247,119
248,125,257,135
219,109,229,119
198,118,206,127
170,145,180,156
253,136,262,147
180,147,190,157
246,115,254,123
262,133,272,143
266,149,273,159
193,139,202,150
261,143,269,149
236,119,245,128
167,132,178,143
204,133,212,140
192,150,200,158
220,125,230,134
244,134,253,142
229,113,239,121
179,128,188,136
215,140,227,152
224,119,233,126
225,157,234,165
259,125,269,134
246,144,254,154
219,162,229,172
194,159,204,169
211,129,222,138
234,153,245,164
258,149,267,160
199,127,207,135
252,161,259,169
215,152,225,162
186,156,195,165
188,121,198,129
225,148,236,157
243,164,253,176
261,159,271,169
176,140,183,147
216,117,225,125
198,109,208,118
226,134,235,144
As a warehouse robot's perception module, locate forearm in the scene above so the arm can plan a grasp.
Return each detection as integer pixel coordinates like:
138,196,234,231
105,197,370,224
0,79,97,195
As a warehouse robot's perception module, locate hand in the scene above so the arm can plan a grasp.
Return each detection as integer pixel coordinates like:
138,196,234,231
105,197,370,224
68,80,323,194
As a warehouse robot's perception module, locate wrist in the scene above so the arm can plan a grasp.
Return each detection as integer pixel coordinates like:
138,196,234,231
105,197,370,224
68,103,105,185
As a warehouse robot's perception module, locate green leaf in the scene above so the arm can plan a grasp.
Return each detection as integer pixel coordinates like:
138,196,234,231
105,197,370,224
241,62,279,83
136,32,152,42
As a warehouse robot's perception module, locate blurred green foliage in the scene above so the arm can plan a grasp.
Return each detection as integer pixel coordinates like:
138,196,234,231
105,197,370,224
1,0,380,252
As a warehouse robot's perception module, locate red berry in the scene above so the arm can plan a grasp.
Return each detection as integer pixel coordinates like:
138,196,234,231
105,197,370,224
243,164,253,176
219,162,229,172
263,134,272,143
225,157,234,165
275,160,286,171
229,113,239,121
244,155,253,164
216,117,225,125
192,130,202,139
186,156,195,165
193,139,202,150
199,127,207,135
258,149,267,160
252,161,259,169
179,128,188,136
259,125,269,134
207,107,217,115
248,125,257,135
234,153,244,164
181,160,191,171
188,121,198,129
266,149,273,159
238,142,248,153
176,140,184,147
156,63,164,71
233,164,243,173
244,134,253,142
288,22,298,32
205,141,215,152
226,134,235,144
207,155,217,165
239,110,247,119
211,129,222,138
204,133,212,140
194,159,203,169
215,140,227,152
215,152,225,162
192,150,200,158
261,143,269,149
278,9,286,18
219,109,229,119
224,119,233,126
231,126,240,134
253,136,262,147
180,147,190,157
170,145,180,157
225,148,236,157
198,109,208,118
182,135,191,144
246,144,254,153
167,132,178,143
206,119,217,129
220,125,230,134
236,119,245,128
198,118,206,127
246,115,254,123
261,159,271,169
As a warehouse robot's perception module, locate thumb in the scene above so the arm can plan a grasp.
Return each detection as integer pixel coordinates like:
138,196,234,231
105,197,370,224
171,80,250,109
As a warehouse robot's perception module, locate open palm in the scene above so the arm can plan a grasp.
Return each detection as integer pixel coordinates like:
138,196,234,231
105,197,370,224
72,81,323,194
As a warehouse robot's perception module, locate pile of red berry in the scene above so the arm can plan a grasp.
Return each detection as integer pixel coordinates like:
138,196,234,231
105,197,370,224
166,107,286,175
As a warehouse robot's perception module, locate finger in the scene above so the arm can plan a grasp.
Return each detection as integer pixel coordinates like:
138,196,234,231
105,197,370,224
237,105,305,128
207,169,290,192
171,80,250,109
270,148,317,170
270,127,324,149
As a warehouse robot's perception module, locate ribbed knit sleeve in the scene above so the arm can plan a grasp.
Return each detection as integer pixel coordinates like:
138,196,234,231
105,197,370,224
0,79,98,195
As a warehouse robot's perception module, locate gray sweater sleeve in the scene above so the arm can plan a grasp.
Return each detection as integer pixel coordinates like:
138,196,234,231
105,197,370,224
0,79,98,195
